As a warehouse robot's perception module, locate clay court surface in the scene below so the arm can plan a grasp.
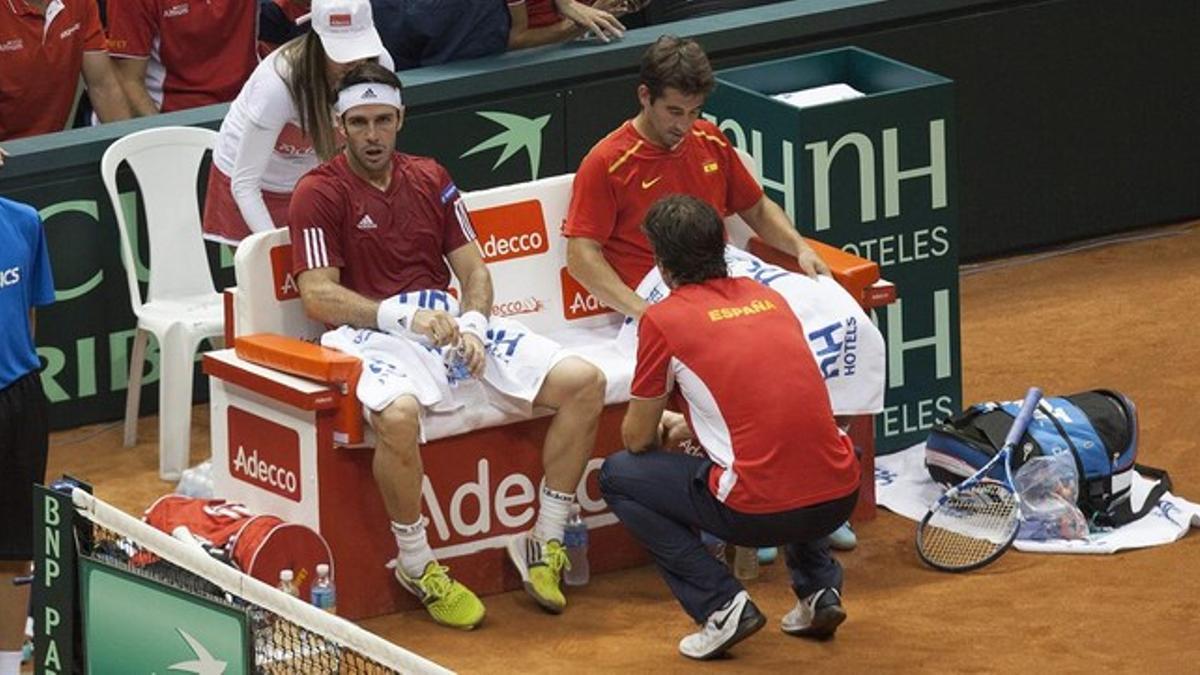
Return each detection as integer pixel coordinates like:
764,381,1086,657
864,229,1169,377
46,223,1199,673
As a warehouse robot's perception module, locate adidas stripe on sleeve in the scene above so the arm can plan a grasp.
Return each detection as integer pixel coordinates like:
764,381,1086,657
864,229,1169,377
302,227,330,269
288,175,345,273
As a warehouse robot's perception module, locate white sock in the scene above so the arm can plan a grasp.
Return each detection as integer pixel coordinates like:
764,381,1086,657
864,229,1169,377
391,518,436,578
532,485,575,544
0,650,21,675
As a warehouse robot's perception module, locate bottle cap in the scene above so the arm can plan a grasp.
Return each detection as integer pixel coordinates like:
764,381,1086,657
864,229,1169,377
316,563,330,576
279,569,294,581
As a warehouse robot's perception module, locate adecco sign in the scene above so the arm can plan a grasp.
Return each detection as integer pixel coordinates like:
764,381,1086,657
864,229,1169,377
470,199,550,263
227,407,302,502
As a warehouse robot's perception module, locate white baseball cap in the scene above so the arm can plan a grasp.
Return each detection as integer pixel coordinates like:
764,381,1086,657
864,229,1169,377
303,0,386,64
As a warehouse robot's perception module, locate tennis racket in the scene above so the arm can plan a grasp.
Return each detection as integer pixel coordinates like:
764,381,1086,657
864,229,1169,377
916,386,1043,572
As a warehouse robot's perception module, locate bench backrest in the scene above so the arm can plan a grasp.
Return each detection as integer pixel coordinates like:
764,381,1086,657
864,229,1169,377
229,175,599,339
231,171,762,341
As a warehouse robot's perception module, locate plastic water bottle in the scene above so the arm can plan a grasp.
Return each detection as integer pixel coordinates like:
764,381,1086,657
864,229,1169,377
733,546,760,581
562,506,590,586
175,460,215,499
310,563,337,614
277,569,298,597
443,345,472,386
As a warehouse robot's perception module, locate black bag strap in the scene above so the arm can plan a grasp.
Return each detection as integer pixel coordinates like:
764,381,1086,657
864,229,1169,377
1129,463,1173,520
1092,464,1173,527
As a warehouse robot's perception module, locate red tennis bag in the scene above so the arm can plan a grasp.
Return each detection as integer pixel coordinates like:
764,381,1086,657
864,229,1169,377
140,495,334,599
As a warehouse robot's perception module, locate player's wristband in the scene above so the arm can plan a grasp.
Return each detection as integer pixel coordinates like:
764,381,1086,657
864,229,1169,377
456,311,488,342
377,296,420,334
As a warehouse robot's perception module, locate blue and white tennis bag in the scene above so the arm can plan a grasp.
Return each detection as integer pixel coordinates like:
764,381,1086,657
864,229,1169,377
925,389,1171,527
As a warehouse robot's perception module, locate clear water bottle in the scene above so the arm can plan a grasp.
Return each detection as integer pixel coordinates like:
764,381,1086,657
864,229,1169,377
733,546,760,581
271,570,299,653
277,569,298,597
562,506,590,586
175,460,215,499
443,345,472,386
310,563,337,614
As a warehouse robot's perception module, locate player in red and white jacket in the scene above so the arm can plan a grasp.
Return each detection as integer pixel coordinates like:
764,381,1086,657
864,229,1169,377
600,195,860,661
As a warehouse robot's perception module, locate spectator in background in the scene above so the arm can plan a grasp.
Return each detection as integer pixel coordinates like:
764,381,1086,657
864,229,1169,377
201,0,394,245
0,0,130,141
373,0,511,69
258,1,628,70
258,0,309,55
106,0,259,116
371,0,623,70
507,0,629,50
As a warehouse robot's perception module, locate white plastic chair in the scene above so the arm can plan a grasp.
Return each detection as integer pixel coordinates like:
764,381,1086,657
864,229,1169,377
100,127,225,481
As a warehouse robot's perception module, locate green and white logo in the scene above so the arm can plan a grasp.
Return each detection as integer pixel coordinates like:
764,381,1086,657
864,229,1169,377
460,111,551,180
81,559,249,674
168,629,228,674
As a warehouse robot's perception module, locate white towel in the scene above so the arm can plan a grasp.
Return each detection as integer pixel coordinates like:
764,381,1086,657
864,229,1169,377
876,443,1200,554
617,245,886,415
322,315,568,419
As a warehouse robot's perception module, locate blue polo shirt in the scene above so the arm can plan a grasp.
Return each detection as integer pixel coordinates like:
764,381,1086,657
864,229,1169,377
0,197,54,390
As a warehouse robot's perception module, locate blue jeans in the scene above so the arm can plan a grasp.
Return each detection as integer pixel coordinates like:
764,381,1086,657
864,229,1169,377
599,449,856,623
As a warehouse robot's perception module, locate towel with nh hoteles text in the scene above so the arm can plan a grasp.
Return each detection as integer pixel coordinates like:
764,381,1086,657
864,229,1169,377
617,245,886,415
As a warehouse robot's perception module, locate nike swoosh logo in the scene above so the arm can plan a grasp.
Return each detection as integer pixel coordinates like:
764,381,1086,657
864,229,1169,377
712,605,736,630
641,176,663,189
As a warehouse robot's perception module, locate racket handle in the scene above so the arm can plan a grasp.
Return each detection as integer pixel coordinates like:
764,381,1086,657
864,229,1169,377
1003,387,1043,447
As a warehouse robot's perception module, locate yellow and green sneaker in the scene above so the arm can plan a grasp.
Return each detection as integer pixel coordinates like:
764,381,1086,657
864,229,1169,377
506,532,569,614
394,561,486,630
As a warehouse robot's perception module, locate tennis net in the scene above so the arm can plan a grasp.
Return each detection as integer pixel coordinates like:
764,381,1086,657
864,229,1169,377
70,488,451,674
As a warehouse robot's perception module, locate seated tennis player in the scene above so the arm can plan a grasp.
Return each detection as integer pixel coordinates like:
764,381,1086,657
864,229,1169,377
600,195,860,660
288,62,606,630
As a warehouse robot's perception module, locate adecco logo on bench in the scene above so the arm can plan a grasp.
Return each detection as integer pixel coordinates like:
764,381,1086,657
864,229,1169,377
270,245,300,301
469,200,549,263
227,407,302,502
560,267,612,320
420,454,617,559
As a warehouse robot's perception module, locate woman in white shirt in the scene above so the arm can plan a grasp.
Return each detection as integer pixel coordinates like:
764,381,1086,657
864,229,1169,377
202,0,395,244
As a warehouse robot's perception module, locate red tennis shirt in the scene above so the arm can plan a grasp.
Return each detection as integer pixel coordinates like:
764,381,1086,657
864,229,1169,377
106,0,257,112
632,276,860,513
564,118,763,287
288,152,476,299
0,0,107,140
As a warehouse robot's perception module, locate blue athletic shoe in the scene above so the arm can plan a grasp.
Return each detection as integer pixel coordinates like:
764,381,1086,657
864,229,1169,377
757,547,777,565
827,522,857,551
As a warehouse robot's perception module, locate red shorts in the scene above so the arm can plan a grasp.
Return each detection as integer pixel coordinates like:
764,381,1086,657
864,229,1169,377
201,164,293,245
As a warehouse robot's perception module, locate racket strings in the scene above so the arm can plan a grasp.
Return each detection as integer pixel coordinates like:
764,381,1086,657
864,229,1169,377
918,483,1019,569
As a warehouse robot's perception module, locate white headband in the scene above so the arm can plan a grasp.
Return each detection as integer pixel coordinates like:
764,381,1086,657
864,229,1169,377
334,83,403,115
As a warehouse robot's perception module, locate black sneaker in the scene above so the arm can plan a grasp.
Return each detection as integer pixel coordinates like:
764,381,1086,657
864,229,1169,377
678,591,766,660
781,587,846,639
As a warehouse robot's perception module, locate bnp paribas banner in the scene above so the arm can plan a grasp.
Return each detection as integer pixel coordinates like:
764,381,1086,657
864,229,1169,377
705,48,961,453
